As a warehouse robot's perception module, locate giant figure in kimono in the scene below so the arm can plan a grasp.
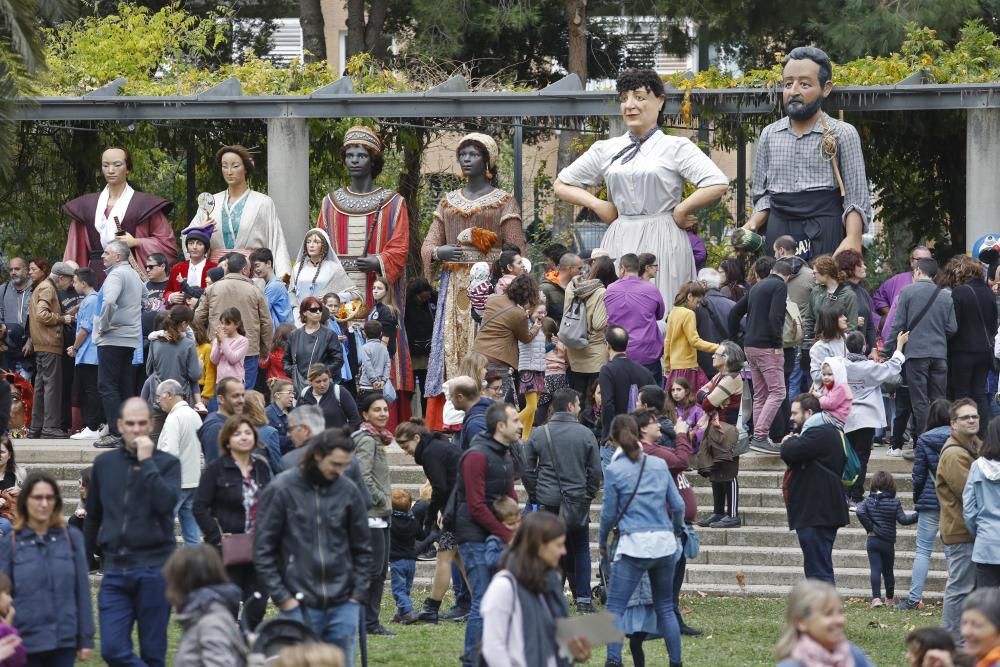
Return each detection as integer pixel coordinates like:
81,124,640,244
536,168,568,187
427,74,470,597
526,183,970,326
63,147,177,287
420,133,525,428
184,144,292,277
315,125,413,424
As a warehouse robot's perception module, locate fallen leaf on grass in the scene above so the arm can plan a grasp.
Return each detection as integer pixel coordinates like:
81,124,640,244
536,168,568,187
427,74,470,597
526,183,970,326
681,605,693,614
736,571,746,593
697,591,708,597
867,620,889,629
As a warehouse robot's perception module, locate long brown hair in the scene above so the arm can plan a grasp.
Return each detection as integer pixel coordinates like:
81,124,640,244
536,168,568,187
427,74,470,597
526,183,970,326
673,280,706,308
500,511,566,593
14,473,65,531
610,414,641,461
163,305,194,342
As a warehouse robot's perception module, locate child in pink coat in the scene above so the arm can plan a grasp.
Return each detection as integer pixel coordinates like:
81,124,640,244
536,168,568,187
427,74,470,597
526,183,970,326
209,306,249,384
805,356,852,431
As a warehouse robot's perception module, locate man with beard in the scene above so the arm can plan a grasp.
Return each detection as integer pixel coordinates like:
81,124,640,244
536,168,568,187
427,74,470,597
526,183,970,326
743,47,872,259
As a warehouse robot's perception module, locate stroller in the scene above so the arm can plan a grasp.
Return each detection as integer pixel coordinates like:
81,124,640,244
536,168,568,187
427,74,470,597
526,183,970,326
248,618,318,665
592,550,611,606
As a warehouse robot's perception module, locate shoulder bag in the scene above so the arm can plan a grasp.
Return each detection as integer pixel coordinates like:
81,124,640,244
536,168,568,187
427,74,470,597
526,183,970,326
541,426,590,528
215,518,254,567
606,453,647,560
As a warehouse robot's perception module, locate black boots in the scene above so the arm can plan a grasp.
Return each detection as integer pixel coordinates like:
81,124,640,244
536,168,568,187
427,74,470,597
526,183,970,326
410,597,440,624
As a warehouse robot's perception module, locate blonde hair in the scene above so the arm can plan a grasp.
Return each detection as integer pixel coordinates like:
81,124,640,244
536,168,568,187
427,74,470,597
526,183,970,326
492,495,520,522
774,580,843,660
419,480,433,503
457,351,488,383
243,390,268,427
275,643,345,667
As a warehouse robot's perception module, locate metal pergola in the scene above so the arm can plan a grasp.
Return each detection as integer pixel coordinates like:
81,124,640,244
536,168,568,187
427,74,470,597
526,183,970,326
12,71,1000,251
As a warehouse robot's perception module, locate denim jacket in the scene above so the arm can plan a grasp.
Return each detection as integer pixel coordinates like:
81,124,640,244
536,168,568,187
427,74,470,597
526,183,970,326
598,452,685,549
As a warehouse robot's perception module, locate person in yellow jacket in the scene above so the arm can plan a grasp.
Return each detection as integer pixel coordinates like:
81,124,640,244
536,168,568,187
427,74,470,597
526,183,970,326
663,281,719,391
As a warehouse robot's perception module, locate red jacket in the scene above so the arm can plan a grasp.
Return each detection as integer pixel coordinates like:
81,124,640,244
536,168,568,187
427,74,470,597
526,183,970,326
165,260,217,305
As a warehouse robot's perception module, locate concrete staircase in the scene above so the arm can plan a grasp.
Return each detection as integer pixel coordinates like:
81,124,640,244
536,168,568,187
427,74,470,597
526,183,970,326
12,439,947,601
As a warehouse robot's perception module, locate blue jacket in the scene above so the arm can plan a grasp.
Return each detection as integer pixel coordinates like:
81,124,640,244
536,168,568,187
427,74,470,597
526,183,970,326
855,489,916,542
198,411,227,464
266,403,292,455
459,397,494,451
599,452,684,549
0,526,95,654
913,425,949,511
964,457,1000,565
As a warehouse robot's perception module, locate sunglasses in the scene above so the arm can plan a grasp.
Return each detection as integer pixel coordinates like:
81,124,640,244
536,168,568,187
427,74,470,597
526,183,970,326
304,307,323,313
145,264,161,270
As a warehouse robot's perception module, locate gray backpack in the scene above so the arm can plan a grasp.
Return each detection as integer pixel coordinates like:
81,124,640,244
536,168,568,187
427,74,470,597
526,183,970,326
558,297,589,349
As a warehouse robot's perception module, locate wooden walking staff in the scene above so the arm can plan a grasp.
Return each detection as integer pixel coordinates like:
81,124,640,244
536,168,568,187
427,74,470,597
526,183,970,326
114,215,148,281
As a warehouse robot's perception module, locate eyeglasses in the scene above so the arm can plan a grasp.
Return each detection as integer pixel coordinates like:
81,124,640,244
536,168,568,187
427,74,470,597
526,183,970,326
304,307,323,313
956,414,980,421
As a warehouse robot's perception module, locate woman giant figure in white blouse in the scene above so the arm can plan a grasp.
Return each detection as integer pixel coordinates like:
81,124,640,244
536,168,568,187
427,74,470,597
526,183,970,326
554,69,729,309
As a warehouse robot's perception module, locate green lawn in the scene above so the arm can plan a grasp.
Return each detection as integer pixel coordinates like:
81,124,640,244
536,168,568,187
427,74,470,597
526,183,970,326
77,588,942,666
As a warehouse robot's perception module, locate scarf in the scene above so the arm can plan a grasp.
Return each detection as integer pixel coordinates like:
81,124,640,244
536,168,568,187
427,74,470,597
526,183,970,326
788,634,854,667
503,568,571,667
95,183,135,248
978,646,1000,667
360,420,393,446
610,126,659,165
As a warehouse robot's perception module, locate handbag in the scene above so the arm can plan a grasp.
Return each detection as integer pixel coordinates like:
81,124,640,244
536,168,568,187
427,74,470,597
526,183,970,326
216,519,254,567
382,378,397,403
606,454,647,560
541,426,590,528
682,523,700,560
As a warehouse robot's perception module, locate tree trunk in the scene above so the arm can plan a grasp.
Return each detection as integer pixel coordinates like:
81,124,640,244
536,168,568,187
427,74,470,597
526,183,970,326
345,0,365,59
397,127,429,279
553,0,588,239
299,0,326,64
345,0,391,61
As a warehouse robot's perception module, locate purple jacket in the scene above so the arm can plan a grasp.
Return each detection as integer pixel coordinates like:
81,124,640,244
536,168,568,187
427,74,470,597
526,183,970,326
0,620,26,667
605,275,665,364
872,271,912,336
687,231,707,271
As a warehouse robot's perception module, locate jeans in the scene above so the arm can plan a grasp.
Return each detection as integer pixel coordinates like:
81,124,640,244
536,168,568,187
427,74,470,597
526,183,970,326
796,525,838,585
942,541,976,641
867,535,896,599
390,559,416,615
452,560,471,609
0,518,11,536
458,542,492,667
174,489,200,545
745,347,786,439
280,601,360,666
641,360,664,389
98,566,171,667
31,351,62,432
601,445,614,471
606,554,681,665
905,358,948,436
789,355,805,400
564,522,592,604
846,428,875,502
907,510,940,604
25,648,76,667
98,345,136,437
243,355,258,390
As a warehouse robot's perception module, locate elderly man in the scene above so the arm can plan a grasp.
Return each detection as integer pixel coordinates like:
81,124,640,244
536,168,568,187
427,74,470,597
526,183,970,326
540,252,584,322
155,379,203,545
1,257,33,377
27,261,76,438
695,267,735,378
93,240,147,449
193,253,272,389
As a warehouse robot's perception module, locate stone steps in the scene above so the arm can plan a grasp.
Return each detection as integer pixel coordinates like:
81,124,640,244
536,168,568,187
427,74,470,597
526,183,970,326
12,439,947,600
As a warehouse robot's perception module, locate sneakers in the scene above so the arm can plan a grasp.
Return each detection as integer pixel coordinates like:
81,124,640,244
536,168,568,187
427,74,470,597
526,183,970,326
97,423,109,437
70,427,101,440
710,516,742,529
391,612,414,624
896,599,924,610
576,601,597,614
886,597,896,607
748,437,782,455
696,513,724,528
416,548,437,561
886,448,902,457
903,449,916,461
93,434,119,449
870,597,883,608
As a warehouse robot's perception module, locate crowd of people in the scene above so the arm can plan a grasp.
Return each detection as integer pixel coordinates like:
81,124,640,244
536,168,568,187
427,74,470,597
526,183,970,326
0,48,1000,667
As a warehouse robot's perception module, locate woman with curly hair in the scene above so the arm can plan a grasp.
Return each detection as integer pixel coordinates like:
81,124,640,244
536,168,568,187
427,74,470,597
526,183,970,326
554,68,729,308
837,249,877,352
473,274,543,378
802,254,858,362
940,254,996,433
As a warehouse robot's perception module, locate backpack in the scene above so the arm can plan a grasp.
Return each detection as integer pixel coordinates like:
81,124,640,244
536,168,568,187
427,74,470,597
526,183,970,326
558,297,589,349
783,300,804,348
816,429,861,488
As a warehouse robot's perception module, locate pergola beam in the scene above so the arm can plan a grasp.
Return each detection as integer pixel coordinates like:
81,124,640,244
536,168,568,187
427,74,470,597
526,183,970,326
15,81,1000,122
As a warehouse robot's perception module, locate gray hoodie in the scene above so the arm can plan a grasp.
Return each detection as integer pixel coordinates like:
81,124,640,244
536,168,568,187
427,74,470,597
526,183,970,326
844,350,905,432
96,261,146,348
